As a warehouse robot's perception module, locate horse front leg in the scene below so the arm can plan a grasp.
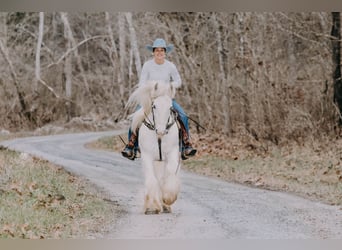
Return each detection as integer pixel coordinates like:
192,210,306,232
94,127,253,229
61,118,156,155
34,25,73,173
161,149,181,209
142,154,163,214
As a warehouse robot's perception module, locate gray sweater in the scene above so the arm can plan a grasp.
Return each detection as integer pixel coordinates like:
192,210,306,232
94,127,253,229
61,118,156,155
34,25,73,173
138,59,182,88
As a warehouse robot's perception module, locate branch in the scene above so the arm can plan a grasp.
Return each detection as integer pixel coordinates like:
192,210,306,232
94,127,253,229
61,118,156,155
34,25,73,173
125,13,141,75
273,13,331,46
0,38,28,114
333,101,342,122
38,78,60,98
47,35,108,68
17,23,54,57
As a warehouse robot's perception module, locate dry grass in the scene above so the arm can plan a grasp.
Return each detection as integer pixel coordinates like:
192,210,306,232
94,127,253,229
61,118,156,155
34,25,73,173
187,132,342,206
89,131,342,207
0,145,118,239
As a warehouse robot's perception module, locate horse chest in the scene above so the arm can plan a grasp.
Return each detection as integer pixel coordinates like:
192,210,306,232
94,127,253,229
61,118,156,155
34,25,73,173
139,125,178,155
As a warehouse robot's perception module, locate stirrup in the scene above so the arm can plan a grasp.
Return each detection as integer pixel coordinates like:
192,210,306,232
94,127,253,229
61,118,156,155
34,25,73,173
181,146,197,160
121,146,135,161
181,153,188,161
184,146,197,157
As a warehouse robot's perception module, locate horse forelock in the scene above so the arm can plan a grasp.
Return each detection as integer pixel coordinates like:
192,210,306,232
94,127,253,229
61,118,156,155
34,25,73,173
151,81,174,99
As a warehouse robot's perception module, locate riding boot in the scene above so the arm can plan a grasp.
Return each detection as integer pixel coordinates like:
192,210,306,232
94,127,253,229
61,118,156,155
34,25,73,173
178,119,197,160
121,131,138,160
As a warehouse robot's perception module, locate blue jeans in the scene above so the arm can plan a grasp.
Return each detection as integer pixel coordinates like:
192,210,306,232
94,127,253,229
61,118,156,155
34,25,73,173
172,100,189,132
127,99,189,149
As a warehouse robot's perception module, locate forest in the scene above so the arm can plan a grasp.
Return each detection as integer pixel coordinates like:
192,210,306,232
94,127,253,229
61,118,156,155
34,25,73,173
0,12,341,144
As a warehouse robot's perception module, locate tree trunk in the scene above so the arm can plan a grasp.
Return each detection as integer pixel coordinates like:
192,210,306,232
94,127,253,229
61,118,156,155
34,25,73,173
118,13,126,88
331,12,342,124
34,12,59,98
212,13,231,135
125,13,141,78
0,13,7,46
0,38,32,123
105,12,118,59
34,12,44,92
60,12,90,94
64,29,73,121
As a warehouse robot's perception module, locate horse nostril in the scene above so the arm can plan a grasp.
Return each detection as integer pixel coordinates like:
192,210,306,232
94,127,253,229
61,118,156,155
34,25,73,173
156,129,166,137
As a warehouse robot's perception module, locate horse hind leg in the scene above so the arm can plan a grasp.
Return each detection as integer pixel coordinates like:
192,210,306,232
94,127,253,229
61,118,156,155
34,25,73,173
162,204,172,213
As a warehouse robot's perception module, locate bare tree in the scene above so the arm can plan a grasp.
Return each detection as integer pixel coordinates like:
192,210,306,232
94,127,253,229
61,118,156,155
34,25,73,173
331,12,342,124
60,12,90,94
211,13,231,135
0,12,7,45
0,12,338,140
34,12,59,98
105,12,118,59
125,13,142,79
118,13,127,88
0,38,31,122
34,12,44,92
64,20,73,121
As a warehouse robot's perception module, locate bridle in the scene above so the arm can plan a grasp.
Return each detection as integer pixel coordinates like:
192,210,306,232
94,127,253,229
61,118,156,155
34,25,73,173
143,105,177,133
143,101,178,161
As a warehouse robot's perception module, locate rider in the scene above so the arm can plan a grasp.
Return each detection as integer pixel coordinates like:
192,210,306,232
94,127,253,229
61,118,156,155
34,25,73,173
121,38,197,160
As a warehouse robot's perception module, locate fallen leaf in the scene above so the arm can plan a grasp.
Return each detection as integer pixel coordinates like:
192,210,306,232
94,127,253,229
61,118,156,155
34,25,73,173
2,224,15,237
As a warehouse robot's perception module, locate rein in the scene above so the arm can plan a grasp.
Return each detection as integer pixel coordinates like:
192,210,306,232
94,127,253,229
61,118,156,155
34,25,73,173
158,138,162,161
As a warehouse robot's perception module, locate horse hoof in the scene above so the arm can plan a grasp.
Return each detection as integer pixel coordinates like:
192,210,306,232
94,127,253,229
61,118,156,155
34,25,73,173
144,208,160,215
162,205,171,213
163,195,177,206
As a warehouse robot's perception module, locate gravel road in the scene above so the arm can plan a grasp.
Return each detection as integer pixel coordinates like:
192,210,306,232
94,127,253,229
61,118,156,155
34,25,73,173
1,130,342,239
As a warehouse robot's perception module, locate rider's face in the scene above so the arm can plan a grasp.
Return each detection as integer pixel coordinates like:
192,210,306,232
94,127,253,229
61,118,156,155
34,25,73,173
153,48,166,62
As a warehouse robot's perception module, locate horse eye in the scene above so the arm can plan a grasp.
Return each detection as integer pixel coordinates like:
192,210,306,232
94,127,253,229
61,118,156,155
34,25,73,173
152,104,156,109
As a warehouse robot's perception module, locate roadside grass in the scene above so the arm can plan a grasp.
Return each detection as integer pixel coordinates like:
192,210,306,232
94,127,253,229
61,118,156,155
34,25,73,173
86,134,125,152
184,154,342,206
88,132,342,207
0,145,118,239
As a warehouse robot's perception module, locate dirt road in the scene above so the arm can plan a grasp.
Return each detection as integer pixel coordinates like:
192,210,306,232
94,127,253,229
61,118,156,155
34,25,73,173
2,131,342,238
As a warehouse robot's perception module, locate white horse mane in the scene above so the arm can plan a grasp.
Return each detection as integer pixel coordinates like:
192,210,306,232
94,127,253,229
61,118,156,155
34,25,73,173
127,81,176,132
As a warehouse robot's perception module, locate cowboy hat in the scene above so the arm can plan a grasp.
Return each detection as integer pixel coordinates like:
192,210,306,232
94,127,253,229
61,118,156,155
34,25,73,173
146,38,174,53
